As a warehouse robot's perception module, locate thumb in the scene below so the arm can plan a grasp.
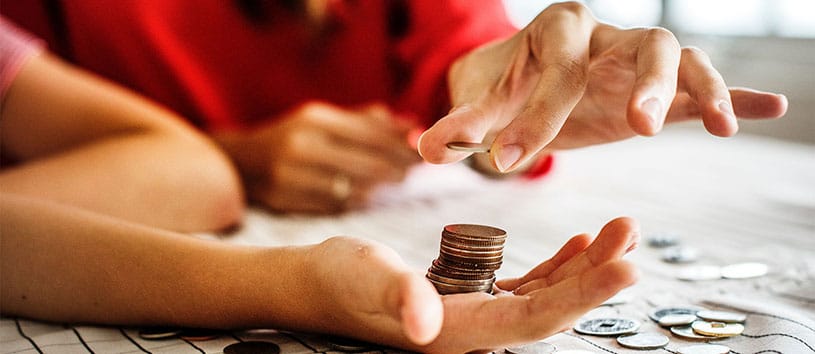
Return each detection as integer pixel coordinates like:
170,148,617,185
388,272,444,345
417,105,495,164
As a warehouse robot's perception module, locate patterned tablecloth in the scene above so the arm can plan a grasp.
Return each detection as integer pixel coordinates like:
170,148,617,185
3,129,814,353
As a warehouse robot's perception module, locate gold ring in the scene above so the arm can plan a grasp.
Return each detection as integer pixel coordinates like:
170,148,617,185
331,174,352,201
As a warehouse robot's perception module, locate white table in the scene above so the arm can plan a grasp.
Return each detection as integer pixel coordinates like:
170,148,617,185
3,129,814,353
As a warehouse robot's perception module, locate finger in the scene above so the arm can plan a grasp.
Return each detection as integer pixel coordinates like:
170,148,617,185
417,105,497,164
666,88,788,123
297,136,410,184
266,164,370,212
494,234,591,291
513,217,639,295
391,273,444,345
624,27,681,136
490,8,595,172
676,47,738,137
435,260,637,351
301,103,419,164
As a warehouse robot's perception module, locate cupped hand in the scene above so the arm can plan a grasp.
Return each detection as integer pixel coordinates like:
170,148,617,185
239,102,420,213
418,2,788,173
306,217,639,353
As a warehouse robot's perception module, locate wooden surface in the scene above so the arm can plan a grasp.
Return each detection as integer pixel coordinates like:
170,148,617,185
3,129,814,353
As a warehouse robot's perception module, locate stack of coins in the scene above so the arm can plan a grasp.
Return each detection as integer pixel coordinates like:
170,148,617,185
426,224,506,295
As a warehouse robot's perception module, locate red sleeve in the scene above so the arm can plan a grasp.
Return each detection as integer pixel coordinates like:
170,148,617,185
392,0,517,128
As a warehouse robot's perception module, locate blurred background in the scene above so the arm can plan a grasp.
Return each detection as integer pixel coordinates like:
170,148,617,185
503,0,815,144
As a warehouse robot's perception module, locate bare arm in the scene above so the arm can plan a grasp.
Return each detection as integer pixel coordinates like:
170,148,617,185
0,52,244,232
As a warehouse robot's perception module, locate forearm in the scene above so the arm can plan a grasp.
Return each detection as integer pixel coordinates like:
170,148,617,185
0,133,243,232
0,194,313,329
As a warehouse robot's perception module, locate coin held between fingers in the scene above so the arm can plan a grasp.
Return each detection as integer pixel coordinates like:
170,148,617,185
331,174,352,201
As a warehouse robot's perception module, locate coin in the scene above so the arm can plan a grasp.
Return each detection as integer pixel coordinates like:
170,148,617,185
446,141,490,153
504,341,556,354
658,314,698,327
676,265,722,281
676,344,731,354
573,318,640,336
661,246,699,263
325,336,375,352
179,328,221,341
696,310,746,323
427,224,507,295
721,262,768,279
616,332,669,349
670,325,722,340
647,233,680,248
138,327,182,340
691,320,744,337
224,341,281,354
649,306,705,322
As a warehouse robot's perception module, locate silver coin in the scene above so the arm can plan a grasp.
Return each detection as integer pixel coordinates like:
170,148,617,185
325,336,375,352
616,332,669,349
676,344,731,354
649,306,705,322
138,327,182,340
658,314,698,327
721,262,768,279
696,310,747,323
647,233,680,248
224,341,281,354
670,325,721,340
504,341,555,354
661,246,699,263
676,265,722,281
691,320,744,337
446,141,490,153
574,318,640,336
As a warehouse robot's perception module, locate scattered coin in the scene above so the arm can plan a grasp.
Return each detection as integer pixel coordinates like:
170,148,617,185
138,327,182,340
721,262,768,279
647,233,680,248
426,224,507,295
691,320,744,337
670,325,723,340
504,341,556,354
179,328,221,341
658,314,698,327
649,306,705,322
616,332,670,349
574,318,640,336
676,344,731,354
325,336,376,352
696,310,747,323
446,141,490,153
661,246,699,263
224,341,281,354
676,265,722,281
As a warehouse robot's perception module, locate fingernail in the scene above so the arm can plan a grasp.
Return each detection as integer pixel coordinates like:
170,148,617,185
415,131,427,158
495,144,523,173
718,100,736,121
641,97,663,130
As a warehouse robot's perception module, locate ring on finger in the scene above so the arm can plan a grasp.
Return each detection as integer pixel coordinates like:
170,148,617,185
331,174,352,201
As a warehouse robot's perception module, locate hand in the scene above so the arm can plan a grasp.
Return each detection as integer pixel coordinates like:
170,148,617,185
221,101,420,213
418,2,788,173
305,217,639,353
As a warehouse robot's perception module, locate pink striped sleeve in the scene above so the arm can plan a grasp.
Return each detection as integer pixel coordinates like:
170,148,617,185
0,17,45,102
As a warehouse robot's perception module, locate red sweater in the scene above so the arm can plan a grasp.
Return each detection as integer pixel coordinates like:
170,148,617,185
3,0,516,131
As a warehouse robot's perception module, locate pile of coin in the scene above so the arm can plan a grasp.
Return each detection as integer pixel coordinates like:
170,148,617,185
426,224,507,295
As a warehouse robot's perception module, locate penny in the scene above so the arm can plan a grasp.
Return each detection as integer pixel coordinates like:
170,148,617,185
616,332,669,349
427,224,507,295
224,341,281,354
